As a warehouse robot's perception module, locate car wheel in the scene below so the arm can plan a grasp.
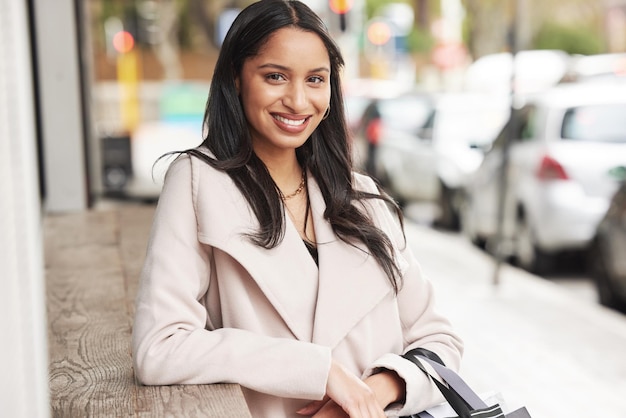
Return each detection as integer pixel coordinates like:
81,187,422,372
435,183,460,230
589,238,626,310
514,211,553,275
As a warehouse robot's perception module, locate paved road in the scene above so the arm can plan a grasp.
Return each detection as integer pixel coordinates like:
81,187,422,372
545,265,599,307
402,214,626,418
402,202,607,311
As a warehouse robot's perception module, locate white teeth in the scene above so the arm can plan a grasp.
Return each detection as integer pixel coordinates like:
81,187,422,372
274,115,306,126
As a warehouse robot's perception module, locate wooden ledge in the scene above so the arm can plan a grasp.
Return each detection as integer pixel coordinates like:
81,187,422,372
45,204,252,417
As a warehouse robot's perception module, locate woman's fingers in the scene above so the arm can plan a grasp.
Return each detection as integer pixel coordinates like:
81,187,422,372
321,360,386,418
311,399,385,418
312,400,349,417
297,397,330,416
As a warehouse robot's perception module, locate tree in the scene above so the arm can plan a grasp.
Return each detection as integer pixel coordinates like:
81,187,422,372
534,22,604,55
464,0,608,60
465,0,510,59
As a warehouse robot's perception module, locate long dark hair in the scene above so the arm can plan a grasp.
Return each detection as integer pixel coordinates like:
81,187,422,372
184,0,404,292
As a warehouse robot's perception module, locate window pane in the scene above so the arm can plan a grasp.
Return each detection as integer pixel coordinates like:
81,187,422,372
562,104,626,142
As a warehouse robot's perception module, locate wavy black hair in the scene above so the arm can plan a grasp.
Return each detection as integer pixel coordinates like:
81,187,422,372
184,0,405,292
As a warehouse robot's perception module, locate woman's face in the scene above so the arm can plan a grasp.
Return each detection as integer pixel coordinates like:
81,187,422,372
236,27,331,161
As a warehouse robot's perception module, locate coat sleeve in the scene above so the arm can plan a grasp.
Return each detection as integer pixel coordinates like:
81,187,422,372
131,155,331,400
355,175,464,417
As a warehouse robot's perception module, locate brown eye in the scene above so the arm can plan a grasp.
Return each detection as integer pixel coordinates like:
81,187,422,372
266,73,286,82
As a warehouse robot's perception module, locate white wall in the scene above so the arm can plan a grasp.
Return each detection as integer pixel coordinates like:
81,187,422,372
33,0,88,212
0,0,50,417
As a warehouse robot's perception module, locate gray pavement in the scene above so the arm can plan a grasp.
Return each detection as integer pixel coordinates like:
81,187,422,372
405,221,626,418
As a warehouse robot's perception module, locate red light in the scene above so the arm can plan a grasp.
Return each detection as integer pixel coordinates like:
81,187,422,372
329,0,353,14
112,30,134,54
536,155,569,180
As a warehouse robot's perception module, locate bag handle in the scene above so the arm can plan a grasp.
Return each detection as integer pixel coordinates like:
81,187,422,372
419,356,488,410
403,348,489,417
403,349,473,418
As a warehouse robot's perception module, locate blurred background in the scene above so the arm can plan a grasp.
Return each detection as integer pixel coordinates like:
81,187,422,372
3,0,626,416
83,0,626,311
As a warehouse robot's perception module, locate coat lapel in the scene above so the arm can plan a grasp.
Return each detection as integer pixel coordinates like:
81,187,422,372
193,158,393,348
193,161,319,342
307,176,394,349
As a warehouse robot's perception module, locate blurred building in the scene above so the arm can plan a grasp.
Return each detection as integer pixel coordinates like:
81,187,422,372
607,0,626,52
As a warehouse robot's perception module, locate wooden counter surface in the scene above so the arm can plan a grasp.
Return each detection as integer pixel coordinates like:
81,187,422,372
45,204,252,417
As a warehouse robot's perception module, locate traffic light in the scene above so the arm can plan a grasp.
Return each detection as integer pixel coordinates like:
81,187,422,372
104,16,137,57
112,30,135,54
329,0,354,32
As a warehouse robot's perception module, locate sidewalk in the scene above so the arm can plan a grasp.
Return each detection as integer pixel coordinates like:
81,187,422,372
83,202,626,417
405,222,626,417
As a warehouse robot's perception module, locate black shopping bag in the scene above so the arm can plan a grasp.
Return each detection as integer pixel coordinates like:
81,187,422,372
402,348,531,418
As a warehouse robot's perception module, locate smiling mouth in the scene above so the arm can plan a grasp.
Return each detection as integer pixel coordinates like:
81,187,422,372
273,114,308,126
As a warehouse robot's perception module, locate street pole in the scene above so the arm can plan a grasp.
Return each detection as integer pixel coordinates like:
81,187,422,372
491,0,519,286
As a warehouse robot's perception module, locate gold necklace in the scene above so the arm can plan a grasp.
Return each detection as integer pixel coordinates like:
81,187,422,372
281,171,306,200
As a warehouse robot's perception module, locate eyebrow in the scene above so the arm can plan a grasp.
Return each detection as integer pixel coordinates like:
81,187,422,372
258,63,330,73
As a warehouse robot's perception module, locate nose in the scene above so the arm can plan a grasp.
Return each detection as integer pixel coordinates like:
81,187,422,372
283,82,307,113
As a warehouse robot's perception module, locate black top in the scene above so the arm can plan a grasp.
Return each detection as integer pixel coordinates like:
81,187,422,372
303,240,318,266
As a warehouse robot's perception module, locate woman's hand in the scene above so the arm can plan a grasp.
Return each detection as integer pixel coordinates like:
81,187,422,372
296,396,347,418
297,361,388,417
363,369,405,410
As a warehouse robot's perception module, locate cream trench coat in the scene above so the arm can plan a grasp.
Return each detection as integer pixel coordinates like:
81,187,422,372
132,151,463,418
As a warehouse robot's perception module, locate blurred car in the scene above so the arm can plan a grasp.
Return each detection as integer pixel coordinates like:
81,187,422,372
589,176,626,310
465,49,570,95
354,91,435,180
101,82,207,199
460,82,626,274
559,53,626,84
374,92,509,228
131,121,202,198
343,78,416,170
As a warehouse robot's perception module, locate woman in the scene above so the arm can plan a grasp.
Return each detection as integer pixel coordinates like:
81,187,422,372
132,1,463,417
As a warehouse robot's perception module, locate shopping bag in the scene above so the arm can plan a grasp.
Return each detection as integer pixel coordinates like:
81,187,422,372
416,391,506,418
402,348,531,418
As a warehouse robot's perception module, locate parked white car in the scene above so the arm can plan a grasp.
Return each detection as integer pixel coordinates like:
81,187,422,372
460,82,626,273
343,78,416,171
375,92,510,228
129,121,203,198
465,49,570,95
559,53,626,84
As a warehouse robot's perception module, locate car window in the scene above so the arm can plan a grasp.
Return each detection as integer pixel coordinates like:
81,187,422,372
561,104,626,142
344,96,372,128
378,96,432,134
435,106,509,147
